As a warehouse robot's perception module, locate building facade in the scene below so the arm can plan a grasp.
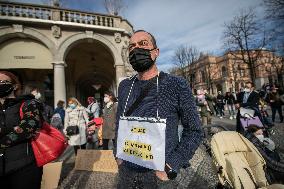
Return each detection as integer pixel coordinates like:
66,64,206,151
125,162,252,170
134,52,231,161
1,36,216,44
0,1,134,107
184,50,283,94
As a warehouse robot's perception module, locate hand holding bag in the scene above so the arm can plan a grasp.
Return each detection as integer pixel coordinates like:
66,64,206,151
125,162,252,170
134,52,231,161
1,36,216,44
20,102,68,167
66,111,80,136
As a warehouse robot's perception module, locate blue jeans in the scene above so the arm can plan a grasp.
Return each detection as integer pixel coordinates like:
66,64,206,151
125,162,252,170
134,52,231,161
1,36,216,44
227,104,235,116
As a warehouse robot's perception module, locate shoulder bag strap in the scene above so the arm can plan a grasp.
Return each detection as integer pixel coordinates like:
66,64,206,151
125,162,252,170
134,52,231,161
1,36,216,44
125,73,165,116
89,103,94,112
19,101,25,119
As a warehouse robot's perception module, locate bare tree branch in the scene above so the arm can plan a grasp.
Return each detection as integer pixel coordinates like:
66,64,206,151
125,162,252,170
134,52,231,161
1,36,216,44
263,0,284,55
263,0,284,21
104,0,125,16
222,8,269,83
171,45,200,83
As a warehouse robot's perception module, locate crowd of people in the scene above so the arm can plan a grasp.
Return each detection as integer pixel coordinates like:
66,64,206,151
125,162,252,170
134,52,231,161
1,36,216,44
195,81,284,184
0,29,283,189
195,83,284,127
0,70,119,188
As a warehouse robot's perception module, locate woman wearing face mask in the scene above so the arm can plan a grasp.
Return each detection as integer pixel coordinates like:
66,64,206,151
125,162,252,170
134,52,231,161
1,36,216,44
0,71,43,189
245,124,284,184
102,91,117,150
64,97,89,155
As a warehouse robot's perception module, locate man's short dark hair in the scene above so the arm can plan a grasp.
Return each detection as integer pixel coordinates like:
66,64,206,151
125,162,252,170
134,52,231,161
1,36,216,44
134,30,157,49
245,81,254,87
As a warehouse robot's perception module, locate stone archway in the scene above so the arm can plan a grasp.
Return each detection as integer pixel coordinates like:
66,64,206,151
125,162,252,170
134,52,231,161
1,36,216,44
0,26,56,57
59,33,120,106
0,26,56,106
56,32,122,65
216,83,222,92
52,32,127,106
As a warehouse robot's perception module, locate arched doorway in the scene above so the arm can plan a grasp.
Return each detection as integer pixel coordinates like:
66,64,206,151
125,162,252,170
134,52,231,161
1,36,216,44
216,83,222,93
0,37,54,106
64,40,116,107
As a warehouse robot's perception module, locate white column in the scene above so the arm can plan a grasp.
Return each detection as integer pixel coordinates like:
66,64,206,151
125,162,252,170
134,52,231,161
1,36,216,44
115,64,126,92
53,61,66,107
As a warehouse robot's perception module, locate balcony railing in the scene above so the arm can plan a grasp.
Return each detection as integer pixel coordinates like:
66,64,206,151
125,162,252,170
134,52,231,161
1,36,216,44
0,1,116,27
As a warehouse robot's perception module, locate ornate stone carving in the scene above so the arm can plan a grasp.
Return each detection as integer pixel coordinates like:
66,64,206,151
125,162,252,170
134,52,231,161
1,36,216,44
124,40,128,46
51,25,61,38
121,45,134,76
13,24,23,33
114,32,121,43
121,46,128,64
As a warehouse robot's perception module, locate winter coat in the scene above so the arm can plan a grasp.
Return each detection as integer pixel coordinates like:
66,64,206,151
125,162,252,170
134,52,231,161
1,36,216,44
86,102,100,119
224,94,236,105
102,103,117,139
237,91,260,109
0,95,41,176
266,92,282,107
196,96,210,117
216,94,225,105
205,93,215,114
64,106,89,146
42,103,53,123
54,107,65,123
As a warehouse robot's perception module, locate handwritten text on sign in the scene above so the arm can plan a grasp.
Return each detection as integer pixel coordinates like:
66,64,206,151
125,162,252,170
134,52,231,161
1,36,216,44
123,140,153,160
117,117,166,171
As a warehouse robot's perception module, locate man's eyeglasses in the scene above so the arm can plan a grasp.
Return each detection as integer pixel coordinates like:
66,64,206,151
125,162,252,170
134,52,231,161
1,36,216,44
0,80,12,84
128,40,151,51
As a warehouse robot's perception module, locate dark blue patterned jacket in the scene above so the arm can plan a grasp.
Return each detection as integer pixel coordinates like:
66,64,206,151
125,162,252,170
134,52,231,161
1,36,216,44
115,72,202,172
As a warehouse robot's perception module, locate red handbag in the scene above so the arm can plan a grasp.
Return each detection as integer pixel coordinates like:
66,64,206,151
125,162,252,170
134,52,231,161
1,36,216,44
20,102,68,167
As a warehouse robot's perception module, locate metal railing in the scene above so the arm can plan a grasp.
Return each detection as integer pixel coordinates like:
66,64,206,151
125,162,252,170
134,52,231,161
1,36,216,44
0,1,115,27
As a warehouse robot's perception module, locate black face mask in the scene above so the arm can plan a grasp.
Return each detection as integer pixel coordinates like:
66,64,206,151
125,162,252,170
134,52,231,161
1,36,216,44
129,48,156,72
0,84,14,98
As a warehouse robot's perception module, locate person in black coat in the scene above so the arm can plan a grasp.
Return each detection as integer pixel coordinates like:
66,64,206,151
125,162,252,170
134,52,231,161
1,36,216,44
235,81,261,133
266,87,283,123
216,91,225,118
0,71,42,189
225,92,236,119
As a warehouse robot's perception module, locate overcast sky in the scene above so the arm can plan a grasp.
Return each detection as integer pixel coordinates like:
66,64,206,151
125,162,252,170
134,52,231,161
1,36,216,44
11,0,264,71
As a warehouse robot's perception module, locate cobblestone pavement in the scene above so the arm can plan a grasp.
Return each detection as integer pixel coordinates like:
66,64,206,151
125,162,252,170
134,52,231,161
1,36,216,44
57,116,284,189
58,145,219,189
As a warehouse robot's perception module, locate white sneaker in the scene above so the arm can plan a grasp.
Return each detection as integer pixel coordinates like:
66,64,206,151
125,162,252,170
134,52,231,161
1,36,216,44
233,115,237,119
220,116,223,119
229,116,233,120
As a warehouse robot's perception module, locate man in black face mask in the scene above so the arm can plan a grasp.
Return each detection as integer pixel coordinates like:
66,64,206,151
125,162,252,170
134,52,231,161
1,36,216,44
128,30,159,74
114,30,202,188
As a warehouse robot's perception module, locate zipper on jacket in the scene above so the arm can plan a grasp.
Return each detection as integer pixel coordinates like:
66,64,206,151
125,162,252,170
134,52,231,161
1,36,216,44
0,149,5,175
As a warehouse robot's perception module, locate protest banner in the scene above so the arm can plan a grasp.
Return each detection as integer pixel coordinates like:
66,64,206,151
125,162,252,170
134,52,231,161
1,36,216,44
116,117,166,171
